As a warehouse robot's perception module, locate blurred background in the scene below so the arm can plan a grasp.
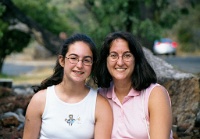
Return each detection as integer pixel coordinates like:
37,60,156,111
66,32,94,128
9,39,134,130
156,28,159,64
1,1,200,138
0,0,200,85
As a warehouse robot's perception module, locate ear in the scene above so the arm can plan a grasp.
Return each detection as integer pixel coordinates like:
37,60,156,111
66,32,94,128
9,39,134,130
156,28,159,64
58,55,65,67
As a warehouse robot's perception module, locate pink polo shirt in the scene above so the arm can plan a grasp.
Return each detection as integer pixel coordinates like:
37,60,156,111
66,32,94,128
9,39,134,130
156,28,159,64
99,83,173,139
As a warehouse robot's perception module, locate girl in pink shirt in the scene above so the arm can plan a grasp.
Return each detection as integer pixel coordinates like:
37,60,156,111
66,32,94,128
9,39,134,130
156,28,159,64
96,31,173,139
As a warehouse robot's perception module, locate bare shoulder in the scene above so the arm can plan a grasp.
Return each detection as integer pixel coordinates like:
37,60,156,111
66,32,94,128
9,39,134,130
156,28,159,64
31,89,47,105
96,93,110,106
148,85,172,138
27,89,47,115
23,90,47,138
95,93,112,115
152,85,167,92
149,85,171,110
150,85,169,100
94,94,113,139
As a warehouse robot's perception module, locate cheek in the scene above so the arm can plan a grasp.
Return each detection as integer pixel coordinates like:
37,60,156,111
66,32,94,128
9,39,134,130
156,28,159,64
88,67,92,72
129,62,135,72
106,60,112,69
106,61,116,75
85,66,92,74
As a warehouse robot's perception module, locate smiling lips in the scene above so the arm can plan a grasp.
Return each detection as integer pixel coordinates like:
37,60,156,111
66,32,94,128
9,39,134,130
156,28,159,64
73,70,84,75
115,67,127,71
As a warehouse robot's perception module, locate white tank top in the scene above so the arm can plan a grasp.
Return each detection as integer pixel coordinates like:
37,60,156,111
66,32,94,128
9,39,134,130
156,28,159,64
39,85,97,139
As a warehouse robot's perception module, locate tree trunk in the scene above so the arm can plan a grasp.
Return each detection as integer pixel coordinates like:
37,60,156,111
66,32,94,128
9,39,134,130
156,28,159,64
0,0,62,55
0,57,5,73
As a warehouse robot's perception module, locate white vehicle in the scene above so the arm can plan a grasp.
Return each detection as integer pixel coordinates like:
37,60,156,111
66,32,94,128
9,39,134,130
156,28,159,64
153,38,178,55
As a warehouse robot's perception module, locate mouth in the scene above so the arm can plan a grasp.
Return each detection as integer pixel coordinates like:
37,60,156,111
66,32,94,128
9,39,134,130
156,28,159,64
73,70,84,75
115,68,126,71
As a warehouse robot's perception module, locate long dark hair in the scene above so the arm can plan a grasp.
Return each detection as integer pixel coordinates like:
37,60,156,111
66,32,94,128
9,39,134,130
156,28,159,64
96,31,157,91
33,33,97,93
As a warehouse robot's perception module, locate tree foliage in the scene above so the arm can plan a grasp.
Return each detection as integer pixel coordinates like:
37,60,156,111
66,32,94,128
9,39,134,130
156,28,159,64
82,0,199,51
0,0,199,74
13,0,73,35
0,0,73,73
83,0,182,49
0,29,30,72
0,3,6,39
0,3,30,71
176,4,200,52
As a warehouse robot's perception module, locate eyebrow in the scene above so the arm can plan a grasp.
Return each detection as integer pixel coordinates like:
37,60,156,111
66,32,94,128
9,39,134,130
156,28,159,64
109,51,131,54
68,54,93,59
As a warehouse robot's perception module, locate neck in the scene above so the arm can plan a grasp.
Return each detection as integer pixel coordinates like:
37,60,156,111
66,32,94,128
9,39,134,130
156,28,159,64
113,80,132,103
60,80,88,95
55,80,89,103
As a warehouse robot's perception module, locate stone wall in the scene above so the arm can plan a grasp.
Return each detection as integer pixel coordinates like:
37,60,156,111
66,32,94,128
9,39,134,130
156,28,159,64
0,84,34,139
162,78,199,128
143,48,200,138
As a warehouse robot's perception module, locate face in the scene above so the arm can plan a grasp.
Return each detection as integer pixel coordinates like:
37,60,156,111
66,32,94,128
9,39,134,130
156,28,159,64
59,41,93,83
107,38,135,82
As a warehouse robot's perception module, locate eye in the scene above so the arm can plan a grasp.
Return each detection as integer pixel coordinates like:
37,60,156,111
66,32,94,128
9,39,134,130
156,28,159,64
124,53,132,58
110,53,118,59
69,56,78,61
83,58,92,63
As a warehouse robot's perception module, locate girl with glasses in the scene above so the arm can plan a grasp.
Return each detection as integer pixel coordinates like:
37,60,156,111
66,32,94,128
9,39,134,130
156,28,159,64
23,34,113,139
96,31,173,139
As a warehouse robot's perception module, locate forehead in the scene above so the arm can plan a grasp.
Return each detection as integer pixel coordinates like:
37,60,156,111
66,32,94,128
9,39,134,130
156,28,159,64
110,38,130,52
68,41,93,56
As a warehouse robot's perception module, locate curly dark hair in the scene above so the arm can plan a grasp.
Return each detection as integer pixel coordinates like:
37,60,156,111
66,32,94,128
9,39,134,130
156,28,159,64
33,33,97,93
95,31,157,91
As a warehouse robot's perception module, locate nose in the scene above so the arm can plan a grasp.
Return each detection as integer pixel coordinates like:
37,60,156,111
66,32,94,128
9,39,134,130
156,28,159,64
116,56,124,65
76,59,84,68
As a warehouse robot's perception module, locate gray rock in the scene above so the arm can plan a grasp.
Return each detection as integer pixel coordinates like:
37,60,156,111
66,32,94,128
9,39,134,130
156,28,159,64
143,47,200,132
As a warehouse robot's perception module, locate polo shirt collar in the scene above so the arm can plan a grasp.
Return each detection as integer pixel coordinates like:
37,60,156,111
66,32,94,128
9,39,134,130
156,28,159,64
106,82,140,99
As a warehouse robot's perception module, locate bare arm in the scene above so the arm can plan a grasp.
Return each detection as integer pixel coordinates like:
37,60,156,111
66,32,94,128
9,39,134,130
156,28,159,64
94,94,113,139
149,86,172,139
23,90,46,139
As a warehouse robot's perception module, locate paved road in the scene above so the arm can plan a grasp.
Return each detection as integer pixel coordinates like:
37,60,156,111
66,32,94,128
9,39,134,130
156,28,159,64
159,56,200,74
2,63,35,76
2,56,200,76
2,60,54,76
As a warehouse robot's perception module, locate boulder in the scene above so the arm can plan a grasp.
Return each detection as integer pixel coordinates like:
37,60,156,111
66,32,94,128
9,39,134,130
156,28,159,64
0,85,34,139
143,47,200,134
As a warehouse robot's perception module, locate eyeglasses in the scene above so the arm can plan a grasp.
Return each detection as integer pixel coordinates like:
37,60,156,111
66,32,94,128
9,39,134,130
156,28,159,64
65,55,93,66
108,52,133,62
